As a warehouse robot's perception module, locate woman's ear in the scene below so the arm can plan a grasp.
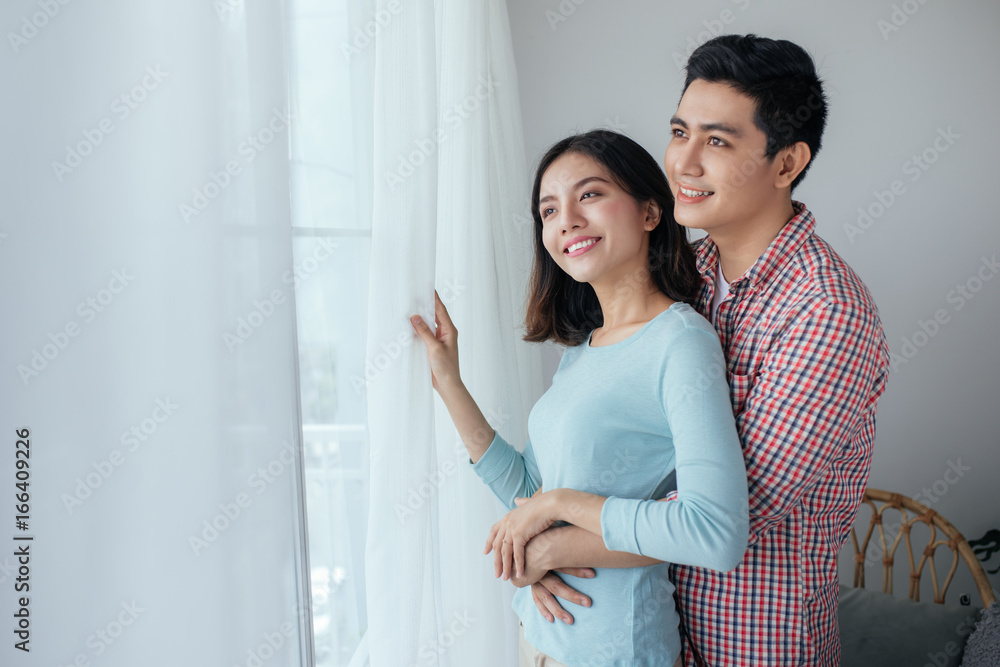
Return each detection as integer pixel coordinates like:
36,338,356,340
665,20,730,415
644,199,662,231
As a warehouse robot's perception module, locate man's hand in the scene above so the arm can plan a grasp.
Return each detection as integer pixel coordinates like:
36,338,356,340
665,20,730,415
530,572,592,624
508,527,594,588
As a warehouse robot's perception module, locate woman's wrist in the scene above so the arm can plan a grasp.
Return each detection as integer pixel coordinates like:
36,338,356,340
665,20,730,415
554,489,606,536
551,488,584,523
435,375,466,401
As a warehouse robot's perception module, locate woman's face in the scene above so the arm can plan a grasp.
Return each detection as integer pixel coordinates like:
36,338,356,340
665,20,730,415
537,152,658,288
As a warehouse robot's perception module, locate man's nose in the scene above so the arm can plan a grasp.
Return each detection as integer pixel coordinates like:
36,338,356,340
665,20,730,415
670,141,704,178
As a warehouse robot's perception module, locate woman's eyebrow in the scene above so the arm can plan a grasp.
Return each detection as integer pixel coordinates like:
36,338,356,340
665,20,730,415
539,176,611,204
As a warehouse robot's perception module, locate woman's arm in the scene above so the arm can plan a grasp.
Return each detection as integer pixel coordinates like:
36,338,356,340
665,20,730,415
411,290,540,505
493,325,749,579
411,290,494,463
596,326,749,570
435,380,495,464
493,493,671,579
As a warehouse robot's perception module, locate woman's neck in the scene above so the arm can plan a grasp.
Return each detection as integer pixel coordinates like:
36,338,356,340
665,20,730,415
591,280,674,333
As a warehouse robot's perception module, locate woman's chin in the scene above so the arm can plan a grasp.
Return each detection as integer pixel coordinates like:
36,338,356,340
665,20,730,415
564,270,594,285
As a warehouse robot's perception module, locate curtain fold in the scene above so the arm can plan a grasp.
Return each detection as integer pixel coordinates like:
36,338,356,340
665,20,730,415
364,0,542,665
1,1,311,664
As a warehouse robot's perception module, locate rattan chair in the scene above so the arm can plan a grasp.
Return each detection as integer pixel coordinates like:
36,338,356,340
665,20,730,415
846,488,996,607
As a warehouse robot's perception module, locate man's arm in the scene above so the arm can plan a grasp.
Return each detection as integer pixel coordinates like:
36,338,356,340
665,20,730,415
505,510,665,589
730,301,888,546
522,514,667,574
516,523,664,626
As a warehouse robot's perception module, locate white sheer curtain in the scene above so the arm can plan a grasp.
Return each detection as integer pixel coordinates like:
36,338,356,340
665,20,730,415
362,0,543,665
1,2,310,665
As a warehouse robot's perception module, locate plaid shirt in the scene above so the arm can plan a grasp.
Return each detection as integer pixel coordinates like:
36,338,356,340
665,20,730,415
669,202,890,666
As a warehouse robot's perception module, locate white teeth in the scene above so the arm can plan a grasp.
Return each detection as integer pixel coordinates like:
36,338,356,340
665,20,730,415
680,187,713,197
567,238,598,253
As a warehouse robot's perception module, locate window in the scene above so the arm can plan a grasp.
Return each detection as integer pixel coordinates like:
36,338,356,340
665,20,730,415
288,1,372,664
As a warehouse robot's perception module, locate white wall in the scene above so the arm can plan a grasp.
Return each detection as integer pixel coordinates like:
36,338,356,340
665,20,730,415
507,0,1000,604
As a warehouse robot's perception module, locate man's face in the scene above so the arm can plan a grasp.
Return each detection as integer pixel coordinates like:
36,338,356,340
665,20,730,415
664,79,784,238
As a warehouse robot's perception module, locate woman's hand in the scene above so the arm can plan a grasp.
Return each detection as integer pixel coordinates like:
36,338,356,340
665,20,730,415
484,489,565,580
410,290,461,392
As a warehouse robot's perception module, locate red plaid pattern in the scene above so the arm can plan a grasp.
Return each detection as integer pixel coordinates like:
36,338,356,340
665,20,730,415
670,202,890,666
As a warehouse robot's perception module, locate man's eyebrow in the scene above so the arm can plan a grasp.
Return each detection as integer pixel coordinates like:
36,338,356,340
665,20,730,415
670,116,743,137
539,176,611,204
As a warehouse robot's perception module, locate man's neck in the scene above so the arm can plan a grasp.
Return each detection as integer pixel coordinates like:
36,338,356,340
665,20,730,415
714,201,797,282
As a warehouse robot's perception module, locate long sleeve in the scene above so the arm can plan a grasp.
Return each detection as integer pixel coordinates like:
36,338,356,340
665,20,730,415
732,301,888,547
600,325,750,571
470,430,541,511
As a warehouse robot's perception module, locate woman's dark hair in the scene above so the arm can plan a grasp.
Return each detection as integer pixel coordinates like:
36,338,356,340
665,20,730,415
684,34,827,191
522,130,699,347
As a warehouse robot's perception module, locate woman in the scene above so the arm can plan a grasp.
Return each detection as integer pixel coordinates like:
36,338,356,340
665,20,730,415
411,130,748,666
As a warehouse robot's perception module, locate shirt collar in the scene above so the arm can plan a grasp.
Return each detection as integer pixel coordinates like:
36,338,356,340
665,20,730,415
695,201,814,291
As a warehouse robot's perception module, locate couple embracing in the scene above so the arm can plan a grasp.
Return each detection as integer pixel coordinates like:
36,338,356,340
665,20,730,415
411,34,890,667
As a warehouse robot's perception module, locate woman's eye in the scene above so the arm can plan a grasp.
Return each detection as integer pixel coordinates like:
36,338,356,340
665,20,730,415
541,207,555,218
581,192,598,200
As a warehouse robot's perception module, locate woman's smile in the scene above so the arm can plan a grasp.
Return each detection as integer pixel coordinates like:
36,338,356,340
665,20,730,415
564,237,602,257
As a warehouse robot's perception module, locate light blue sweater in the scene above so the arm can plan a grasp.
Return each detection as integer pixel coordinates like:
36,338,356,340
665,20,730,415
471,302,749,666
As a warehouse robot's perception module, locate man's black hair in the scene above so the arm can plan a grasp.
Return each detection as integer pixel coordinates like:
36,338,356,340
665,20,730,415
684,34,827,191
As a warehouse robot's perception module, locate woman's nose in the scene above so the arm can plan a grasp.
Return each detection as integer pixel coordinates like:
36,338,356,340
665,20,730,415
559,201,586,230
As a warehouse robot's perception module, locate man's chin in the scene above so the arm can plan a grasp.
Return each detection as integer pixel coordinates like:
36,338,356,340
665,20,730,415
674,214,711,232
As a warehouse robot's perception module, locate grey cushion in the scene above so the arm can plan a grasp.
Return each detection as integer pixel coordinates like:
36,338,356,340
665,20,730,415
839,585,981,667
960,602,1000,667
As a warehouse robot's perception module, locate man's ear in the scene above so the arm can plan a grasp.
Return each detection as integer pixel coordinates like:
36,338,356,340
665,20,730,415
774,141,812,189
644,199,662,231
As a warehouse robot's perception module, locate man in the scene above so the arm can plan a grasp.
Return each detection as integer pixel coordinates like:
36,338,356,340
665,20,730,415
517,34,890,666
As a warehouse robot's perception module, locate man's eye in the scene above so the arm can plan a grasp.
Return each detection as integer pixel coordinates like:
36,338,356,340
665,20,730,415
709,136,727,147
671,128,686,138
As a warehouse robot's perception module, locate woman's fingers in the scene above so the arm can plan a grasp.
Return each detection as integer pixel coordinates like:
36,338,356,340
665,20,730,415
513,538,526,580
433,290,456,333
501,538,514,581
409,314,436,345
531,579,575,624
493,532,506,578
484,522,500,555
412,289,455,345
539,571,592,608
